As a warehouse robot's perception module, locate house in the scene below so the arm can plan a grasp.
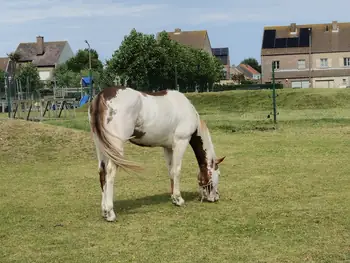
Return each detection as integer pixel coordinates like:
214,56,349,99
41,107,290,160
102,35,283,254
0,57,16,79
14,36,74,82
261,21,350,88
158,28,213,56
236,64,261,81
212,47,230,80
0,57,9,72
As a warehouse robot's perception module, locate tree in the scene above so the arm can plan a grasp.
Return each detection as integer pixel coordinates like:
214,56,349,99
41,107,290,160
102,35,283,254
15,62,42,91
66,48,103,73
104,28,224,92
7,52,21,63
53,63,79,87
0,69,5,86
232,73,245,84
240,57,261,73
53,48,104,88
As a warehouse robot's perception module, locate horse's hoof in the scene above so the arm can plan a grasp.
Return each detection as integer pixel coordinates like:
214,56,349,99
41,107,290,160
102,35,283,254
171,195,185,206
105,210,117,222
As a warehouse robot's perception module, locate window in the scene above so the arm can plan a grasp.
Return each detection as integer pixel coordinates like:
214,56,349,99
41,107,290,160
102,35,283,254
343,79,347,85
273,60,280,70
344,57,350,67
297,59,306,69
320,58,328,67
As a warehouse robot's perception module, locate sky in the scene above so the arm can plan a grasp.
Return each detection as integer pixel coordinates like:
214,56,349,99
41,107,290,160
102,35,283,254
1,0,349,66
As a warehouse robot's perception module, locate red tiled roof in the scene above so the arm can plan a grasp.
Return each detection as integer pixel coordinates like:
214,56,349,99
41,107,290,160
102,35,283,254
239,63,260,75
0,57,9,71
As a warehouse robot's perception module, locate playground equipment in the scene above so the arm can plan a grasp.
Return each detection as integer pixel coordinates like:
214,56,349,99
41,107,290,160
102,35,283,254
1,98,76,121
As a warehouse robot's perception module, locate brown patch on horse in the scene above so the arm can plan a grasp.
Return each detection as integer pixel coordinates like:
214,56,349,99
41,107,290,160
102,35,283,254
90,86,125,135
141,90,168,97
129,129,151,147
189,129,210,186
99,161,106,191
132,129,146,139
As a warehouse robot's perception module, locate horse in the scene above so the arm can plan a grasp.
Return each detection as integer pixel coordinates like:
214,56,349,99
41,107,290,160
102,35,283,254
88,86,225,222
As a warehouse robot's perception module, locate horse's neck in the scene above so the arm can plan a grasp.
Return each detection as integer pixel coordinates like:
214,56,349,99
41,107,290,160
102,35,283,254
189,122,215,172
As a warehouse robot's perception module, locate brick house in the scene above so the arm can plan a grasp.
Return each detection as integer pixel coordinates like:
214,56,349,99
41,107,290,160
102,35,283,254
14,36,74,83
261,21,350,88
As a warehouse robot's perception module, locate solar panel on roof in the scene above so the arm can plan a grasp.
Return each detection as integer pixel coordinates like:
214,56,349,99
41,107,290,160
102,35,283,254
212,48,228,56
299,28,311,47
262,29,276,48
275,38,287,48
287,37,299,48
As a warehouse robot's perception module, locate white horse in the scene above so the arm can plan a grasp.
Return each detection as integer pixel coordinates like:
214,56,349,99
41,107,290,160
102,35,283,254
88,86,225,222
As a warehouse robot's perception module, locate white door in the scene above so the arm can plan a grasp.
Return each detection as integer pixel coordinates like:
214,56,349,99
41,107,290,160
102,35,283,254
315,80,335,88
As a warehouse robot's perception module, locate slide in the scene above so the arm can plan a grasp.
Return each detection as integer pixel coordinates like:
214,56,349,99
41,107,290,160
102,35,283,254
79,95,90,107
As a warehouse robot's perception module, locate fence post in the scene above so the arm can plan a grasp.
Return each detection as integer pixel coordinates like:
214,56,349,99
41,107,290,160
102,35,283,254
272,63,277,125
5,74,12,118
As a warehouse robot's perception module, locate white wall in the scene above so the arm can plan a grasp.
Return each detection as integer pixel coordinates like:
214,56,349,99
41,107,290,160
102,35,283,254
57,42,75,65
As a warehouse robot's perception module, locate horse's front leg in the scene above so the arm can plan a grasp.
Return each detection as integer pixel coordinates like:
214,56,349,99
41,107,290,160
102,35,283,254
170,138,189,206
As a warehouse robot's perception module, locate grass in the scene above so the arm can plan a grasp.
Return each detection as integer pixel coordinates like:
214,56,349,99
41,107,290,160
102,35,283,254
2,88,350,262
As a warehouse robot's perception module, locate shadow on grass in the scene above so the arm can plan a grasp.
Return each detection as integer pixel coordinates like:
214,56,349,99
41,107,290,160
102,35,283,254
114,191,199,213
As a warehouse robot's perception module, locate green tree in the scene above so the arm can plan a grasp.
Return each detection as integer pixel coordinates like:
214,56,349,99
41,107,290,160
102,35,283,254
240,57,261,73
53,63,79,87
107,28,163,90
0,69,5,87
105,28,224,92
66,48,103,73
53,48,104,88
15,63,42,91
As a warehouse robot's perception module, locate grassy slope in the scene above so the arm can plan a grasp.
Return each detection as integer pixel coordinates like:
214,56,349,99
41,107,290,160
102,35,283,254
2,88,350,262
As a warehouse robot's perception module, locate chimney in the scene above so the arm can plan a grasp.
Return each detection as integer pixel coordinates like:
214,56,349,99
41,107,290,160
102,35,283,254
36,36,44,55
290,23,297,33
174,28,181,34
332,20,339,32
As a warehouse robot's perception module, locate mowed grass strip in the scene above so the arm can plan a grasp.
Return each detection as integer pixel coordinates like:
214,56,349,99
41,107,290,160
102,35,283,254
1,89,350,262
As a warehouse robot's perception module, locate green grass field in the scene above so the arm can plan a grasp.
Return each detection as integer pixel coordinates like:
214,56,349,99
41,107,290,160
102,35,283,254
2,88,350,262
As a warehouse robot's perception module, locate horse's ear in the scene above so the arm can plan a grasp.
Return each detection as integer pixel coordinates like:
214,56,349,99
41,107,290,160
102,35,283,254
215,156,225,165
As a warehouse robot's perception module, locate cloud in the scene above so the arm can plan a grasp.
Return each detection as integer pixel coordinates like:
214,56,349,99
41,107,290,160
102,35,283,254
0,0,166,24
184,0,350,25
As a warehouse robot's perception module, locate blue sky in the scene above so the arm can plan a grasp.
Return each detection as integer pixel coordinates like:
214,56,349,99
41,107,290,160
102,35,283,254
1,0,349,65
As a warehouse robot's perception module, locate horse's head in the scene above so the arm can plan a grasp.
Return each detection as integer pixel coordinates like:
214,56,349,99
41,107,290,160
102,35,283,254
198,156,225,202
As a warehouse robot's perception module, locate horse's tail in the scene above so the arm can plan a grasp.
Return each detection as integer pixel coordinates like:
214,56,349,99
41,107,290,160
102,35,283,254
89,90,144,174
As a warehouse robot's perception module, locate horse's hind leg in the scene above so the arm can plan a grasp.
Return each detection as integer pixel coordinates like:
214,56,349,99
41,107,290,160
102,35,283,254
163,147,174,196
92,134,109,218
104,159,117,222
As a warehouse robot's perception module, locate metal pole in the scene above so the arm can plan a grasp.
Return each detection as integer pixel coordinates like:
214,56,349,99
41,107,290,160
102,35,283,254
6,75,11,118
272,63,277,124
85,40,93,101
174,64,178,91
308,27,312,88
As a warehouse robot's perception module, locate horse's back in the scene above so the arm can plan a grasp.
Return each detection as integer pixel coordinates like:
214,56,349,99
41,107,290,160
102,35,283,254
130,89,199,147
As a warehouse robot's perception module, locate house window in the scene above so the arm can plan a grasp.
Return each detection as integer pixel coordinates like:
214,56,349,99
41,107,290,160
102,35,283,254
342,79,347,85
320,58,328,67
344,57,350,67
297,59,306,69
273,60,280,70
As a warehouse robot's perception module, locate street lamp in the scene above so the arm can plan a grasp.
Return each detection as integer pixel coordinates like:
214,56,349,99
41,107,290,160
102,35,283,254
84,40,93,101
